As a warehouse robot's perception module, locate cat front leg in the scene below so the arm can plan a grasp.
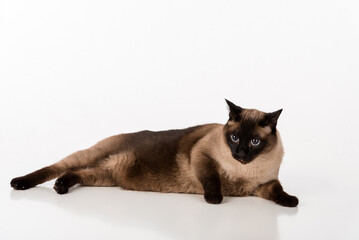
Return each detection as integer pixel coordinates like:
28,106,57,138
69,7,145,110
194,154,223,204
253,180,299,207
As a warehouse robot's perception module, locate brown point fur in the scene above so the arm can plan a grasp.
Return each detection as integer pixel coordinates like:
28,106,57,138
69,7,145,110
10,102,297,207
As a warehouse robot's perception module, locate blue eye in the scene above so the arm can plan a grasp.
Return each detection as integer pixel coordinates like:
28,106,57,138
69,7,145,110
231,134,239,143
250,138,261,146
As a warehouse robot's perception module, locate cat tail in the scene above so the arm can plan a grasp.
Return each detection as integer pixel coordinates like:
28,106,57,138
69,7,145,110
10,134,124,190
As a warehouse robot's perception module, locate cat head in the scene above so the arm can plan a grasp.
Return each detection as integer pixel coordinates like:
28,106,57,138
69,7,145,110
223,99,282,164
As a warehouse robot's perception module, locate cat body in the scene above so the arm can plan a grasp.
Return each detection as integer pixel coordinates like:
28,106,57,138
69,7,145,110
11,100,298,207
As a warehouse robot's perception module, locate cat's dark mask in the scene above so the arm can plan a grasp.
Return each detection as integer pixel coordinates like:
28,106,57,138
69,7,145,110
223,99,282,164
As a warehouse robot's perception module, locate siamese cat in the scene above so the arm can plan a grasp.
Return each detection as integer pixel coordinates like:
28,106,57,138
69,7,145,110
10,99,298,207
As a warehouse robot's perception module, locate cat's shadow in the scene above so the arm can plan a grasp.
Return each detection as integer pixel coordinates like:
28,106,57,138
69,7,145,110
11,186,298,240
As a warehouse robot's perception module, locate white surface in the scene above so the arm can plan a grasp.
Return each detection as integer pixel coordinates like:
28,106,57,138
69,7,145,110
1,0,359,239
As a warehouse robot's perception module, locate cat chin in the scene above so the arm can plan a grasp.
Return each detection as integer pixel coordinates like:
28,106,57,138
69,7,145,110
234,157,252,164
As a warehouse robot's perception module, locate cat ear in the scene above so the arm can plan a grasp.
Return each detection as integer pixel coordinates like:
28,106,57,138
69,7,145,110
263,109,283,130
225,99,243,121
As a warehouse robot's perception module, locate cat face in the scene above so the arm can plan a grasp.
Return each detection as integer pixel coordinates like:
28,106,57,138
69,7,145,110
223,99,282,164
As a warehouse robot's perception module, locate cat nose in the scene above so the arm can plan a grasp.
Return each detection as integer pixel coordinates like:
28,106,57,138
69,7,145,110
237,151,246,158
235,146,249,158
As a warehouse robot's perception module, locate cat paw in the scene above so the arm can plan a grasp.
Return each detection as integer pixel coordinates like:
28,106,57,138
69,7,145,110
53,173,79,194
10,177,33,190
204,192,223,204
277,195,299,207
54,179,69,194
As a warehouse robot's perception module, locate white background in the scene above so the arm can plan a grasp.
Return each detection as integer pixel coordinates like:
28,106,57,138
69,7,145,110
1,0,359,239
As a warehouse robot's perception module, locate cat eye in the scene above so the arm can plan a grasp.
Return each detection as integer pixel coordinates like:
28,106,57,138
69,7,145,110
230,134,239,143
250,138,261,146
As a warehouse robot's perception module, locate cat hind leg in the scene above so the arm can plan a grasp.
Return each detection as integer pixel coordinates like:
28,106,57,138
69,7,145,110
10,134,124,190
11,166,62,190
54,168,116,194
